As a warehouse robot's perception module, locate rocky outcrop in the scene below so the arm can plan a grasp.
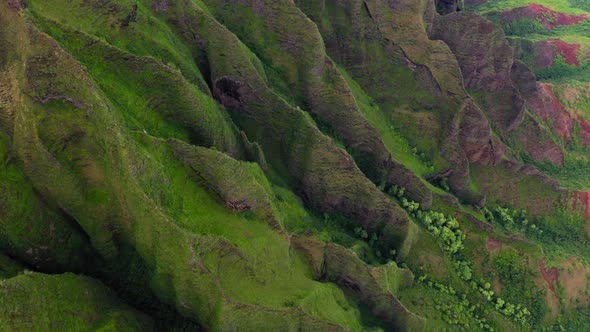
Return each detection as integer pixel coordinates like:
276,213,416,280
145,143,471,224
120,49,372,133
511,61,573,143
7,0,26,11
432,11,565,166
198,0,434,209
436,0,463,15
168,138,283,230
296,0,484,204
512,38,583,69
459,100,502,166
292,234,426,331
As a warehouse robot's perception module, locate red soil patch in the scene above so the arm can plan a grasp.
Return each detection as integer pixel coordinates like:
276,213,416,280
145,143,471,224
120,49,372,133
572,191,590,221
499,4,588,30
486,237,501,251
539,260,559,296
578,116,590,133
539,83,572,141
548,39,581,66
577,116,590,146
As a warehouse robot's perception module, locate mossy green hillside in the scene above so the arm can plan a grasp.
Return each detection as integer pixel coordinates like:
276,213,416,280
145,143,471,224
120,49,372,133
0,272,155,331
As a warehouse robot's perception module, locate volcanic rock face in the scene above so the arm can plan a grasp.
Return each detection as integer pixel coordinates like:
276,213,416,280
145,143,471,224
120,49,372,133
436,0,462,15
513,38,583,69
458,100,501,166
431,11,565,166
7,0,26,11
296,0,487,204
511,62,573,142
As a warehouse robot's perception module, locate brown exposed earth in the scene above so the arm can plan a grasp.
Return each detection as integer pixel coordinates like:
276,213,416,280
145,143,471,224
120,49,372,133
537,83,573,142
572,191,590,221
558,258,590,307
548,39,582,65
486,237,502,251
539,260,559,297
578,116,590,146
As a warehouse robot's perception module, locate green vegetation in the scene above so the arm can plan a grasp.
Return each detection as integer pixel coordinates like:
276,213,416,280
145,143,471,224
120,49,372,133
389,186,465,254
499,18,548,36
493,248,546,326
0,0,589,330
0,272,155,331
483,206,543,235
535,56,590,82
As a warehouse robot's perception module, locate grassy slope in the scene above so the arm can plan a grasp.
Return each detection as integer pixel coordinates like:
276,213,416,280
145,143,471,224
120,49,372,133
467,1,590,329
0,0,417,330
0,0,588,331
0,272,155,331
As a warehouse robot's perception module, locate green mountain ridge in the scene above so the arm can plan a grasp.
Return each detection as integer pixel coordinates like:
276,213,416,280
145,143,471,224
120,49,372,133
0,0,589,330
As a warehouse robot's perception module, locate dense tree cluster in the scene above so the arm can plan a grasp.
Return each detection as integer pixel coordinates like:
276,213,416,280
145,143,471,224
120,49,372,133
483,206,542,235
389,185,465,254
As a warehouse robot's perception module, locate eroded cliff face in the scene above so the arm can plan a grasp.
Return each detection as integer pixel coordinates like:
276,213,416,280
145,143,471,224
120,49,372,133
0,0,588,331
431,11,566,166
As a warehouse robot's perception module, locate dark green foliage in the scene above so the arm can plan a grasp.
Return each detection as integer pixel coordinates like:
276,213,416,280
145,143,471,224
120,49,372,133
493,249,546,327
416,275,493,331
389,186,465,255
535,56,589,81
569,0,590,11
501,18,548,36
0,272,156,331
549,307,590,331
483,206,542,235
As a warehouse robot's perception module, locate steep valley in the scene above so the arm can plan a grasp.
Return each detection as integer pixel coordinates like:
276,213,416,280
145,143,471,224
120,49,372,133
1,0,590,330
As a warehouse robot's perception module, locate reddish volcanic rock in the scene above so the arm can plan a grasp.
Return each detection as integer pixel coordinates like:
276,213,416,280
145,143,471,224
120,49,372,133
539,260,559,296
494,4,588,30
511,38,582,69
537,83,573,142
548,39,581,65
534,40,559,68
433,13,566,166
459,100,505,166
572,191,590,220
510,62,569,165
486,237,501,251
577,116,590,146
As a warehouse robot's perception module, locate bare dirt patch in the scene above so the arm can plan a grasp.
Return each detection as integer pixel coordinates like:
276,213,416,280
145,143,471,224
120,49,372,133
548,39,582,65
577,116,590,146
571,191,590,221
559,257,590,308
486,237,502,251
539,260,559,296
